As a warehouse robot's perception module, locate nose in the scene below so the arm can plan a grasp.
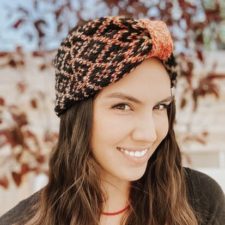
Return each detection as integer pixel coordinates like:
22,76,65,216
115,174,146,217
131,113,157,143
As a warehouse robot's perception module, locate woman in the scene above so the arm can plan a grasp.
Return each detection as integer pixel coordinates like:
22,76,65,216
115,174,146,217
0,16,225,225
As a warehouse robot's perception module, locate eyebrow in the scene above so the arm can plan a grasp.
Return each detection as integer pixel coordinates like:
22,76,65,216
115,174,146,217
106,92,174,105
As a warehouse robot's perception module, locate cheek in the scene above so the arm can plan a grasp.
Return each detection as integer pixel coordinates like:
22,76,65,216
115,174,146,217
91,108,132,147
155,114,169,140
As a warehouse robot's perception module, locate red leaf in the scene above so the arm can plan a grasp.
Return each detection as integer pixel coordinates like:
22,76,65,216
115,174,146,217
32,51,45,57
196,33,204,44
55,6,64,19
0,176,9,189
207,73,225,80
12,18,25,29
196,49,204,62
105,0,120,6
8,59,17,68
178,0,196,10
12,172,22,186
180,98,187,109
0,97,5,106
36,154,45,164
13,112,28,127
21,163,30,175
10,127,25,147
18,60,25,66
30,99,38,108
39,63,47,70
0,52,9,57
34,19,47,39
128,0,139,4
202,131,209,137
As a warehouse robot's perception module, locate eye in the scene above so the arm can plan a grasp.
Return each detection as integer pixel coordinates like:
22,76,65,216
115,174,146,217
112,103,132,111
154,103,170,111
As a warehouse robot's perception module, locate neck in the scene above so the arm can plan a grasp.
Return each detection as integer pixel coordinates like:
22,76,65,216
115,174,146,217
100,176,130,213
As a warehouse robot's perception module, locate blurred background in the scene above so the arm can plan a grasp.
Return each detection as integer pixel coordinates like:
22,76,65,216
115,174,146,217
0,0,225,216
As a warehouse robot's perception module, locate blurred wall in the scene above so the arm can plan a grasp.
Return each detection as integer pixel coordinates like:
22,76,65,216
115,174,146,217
0,51,225,216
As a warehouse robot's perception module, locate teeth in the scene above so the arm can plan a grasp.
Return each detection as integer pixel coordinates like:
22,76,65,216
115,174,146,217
119,148,148,158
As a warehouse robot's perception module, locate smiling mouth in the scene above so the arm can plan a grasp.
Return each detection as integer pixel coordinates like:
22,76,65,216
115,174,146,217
117,147,149,158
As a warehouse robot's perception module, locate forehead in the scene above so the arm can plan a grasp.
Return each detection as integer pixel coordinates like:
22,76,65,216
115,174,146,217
96,58,171,102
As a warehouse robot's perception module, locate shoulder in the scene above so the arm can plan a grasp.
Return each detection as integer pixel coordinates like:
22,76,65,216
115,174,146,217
184,167,225,224
184,167,223,194
0,190,41,225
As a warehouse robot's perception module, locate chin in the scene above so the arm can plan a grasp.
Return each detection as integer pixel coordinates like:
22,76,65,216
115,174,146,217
122,167,147,182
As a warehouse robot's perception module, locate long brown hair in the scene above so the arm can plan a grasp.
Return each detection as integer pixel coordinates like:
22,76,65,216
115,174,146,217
28,97,198,225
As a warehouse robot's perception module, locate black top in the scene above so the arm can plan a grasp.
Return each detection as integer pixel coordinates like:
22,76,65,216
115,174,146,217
0,168,225,225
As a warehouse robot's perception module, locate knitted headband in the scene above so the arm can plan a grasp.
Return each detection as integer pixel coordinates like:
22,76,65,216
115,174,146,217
54,16,178,116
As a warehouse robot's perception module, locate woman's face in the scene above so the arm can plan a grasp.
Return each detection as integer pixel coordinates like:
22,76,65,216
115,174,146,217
91,58,172,185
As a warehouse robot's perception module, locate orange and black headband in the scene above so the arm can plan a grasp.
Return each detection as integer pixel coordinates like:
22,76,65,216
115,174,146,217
54,16,178,116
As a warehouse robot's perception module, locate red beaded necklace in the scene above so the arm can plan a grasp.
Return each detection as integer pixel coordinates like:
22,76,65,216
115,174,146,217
101,205,130,216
